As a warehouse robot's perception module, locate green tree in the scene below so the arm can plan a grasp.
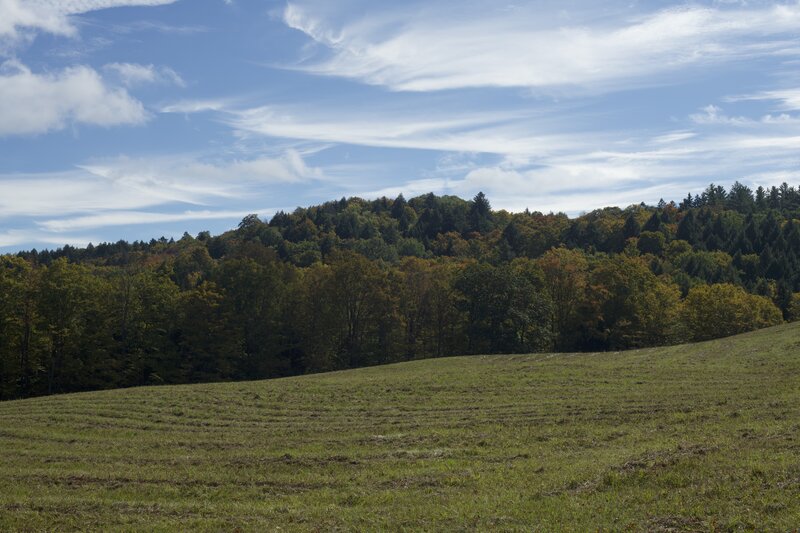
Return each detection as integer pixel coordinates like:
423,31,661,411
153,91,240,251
110,268,180,386
293,251,397,369
394,258,435,360
622,213,641,240
0,257,42,399
213,255,294,377
37,259,109,395
455,262,552,354
786,293,800,322
637,231,666,256
176,282,244,382
172,246,214,290
468,192,493,234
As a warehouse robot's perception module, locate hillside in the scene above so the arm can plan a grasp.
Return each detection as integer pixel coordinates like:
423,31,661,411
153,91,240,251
3,184,800,402
2,323,800,531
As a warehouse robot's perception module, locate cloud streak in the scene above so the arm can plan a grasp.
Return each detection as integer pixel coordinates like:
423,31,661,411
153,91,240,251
37,208,279,233
0,228,99,248
352,121,800,213
730,88,800,110
0,150,325,248
0,151,323,217
0,0,178,40
104,62,185,87
283,1,800,93
227,104,591,157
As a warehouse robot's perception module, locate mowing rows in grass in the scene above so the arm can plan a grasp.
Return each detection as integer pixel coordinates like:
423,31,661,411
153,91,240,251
2,323,800,530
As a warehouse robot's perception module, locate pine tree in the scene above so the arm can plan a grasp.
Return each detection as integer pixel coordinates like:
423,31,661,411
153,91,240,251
677,211,698,243
468,192,493,234
642,212,662,233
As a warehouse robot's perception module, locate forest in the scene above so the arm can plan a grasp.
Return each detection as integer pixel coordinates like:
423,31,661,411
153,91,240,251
1,181,799,400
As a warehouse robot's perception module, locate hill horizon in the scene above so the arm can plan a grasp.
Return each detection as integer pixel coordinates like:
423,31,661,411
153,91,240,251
3,182,798,256
2,181,798,402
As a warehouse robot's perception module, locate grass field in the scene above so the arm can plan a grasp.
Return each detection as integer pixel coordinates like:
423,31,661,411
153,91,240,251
1,323,800,531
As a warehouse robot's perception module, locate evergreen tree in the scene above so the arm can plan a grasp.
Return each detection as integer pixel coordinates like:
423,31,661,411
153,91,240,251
622,213,641,240
468,192,493,234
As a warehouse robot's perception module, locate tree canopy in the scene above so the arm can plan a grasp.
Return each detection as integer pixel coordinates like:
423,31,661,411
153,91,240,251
1,181,798,400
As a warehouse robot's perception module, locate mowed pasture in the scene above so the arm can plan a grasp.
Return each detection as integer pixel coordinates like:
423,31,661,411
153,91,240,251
1,323,800,531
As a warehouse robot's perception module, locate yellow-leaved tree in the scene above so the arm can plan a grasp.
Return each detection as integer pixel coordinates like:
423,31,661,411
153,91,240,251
682,283,783,341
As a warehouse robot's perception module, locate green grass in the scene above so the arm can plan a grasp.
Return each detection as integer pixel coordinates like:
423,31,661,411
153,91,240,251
2,323,800,531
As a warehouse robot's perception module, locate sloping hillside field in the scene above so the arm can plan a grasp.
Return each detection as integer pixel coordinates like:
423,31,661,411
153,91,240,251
2,324,800,531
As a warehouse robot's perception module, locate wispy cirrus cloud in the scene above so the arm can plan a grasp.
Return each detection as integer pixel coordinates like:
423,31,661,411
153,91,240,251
0,149,324,248
0,150,323,218
226,103,592,156
5,0,800,250
0,0,178,40
194,82,800,214
283,1,800,93
0,228,99,248
160,98,237,114
104,62,185,87
105,19,209,35
352,119,800,213
37,208,280,233
729,88,800,110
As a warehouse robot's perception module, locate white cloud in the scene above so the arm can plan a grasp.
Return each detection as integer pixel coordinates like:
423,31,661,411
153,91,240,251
761,113,800,124
0,150,324,219
0,0,178,40
690,104,752,126
352,121,800,214
0,228,98,248
361,165,700,215
104,62,185,87
283,1,800,92
107,20,209,35
730,88,800,110
177,151,325,184
764,89,800,111
690,102,800,126
652,131,697,144
219,91,800,216
730,135,800,150
160,98,235,114
227,104,588,156
37,208,278,233
0,60,148,135
0,150,325,248
0,171,175,218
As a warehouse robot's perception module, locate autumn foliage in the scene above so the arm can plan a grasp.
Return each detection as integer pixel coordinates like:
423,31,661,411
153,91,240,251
1,182,798,400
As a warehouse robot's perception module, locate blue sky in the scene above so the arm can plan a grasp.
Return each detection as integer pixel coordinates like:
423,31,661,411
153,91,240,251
1,0,800,251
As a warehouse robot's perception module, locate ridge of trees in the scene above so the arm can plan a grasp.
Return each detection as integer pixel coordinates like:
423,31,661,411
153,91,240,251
1,181,799,400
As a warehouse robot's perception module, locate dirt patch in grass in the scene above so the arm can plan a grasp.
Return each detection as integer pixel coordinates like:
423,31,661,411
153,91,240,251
616,444,716,475
378,471,472,490
550,444,718,496
646,515,705,532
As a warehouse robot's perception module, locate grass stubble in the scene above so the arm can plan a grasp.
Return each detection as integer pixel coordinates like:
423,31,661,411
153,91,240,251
1,323,800,531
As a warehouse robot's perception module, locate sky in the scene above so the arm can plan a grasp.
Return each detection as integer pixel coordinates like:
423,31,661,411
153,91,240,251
1,0,800,251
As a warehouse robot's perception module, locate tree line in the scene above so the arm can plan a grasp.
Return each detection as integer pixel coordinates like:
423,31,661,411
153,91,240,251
1,182,799,400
